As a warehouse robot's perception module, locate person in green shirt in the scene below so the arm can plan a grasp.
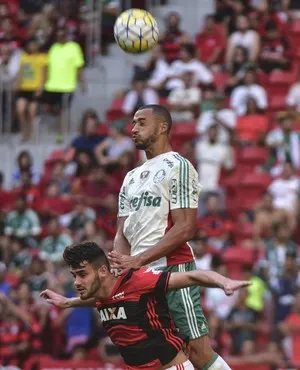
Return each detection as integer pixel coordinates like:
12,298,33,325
39,27,87,136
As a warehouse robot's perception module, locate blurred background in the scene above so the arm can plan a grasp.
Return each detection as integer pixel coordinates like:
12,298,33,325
1,0,300,369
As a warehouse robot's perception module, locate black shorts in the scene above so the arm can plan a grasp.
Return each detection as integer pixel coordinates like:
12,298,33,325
16,91,37,102
39,91,73,108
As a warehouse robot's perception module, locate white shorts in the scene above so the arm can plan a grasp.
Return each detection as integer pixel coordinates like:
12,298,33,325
166,360,194,370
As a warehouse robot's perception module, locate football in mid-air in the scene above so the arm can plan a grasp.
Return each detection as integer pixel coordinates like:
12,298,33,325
114,8,159,54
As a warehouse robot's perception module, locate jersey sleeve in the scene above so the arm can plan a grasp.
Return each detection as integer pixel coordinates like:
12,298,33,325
118,173,131,217
169,159,201,210
134,268,171,296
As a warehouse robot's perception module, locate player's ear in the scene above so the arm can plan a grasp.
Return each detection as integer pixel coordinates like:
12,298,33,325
160,121,168,135
98,264,109,278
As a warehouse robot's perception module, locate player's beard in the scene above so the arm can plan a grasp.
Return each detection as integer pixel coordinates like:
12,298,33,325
135,133,158,150
80,275,101,300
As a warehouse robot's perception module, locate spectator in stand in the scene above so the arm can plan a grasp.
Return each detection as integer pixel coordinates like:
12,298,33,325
191,235,214,270
0,261,10,295
11,150,40,188
39,27,86,137
62,201,96,235
263,222,298,281
4,195,41,241
269,254,300,328
168,70,201,122
279,292,300,364
139,45,170,96
235,97,269,145
47,160,71,195
94,120,134,169
14,171,41,206
0,42,20,132
230,68,268,116
167,43,214,90
225,46,253,94
197,92,236,144
253,192,279,239
286,77,300,114
159,12,191,64
40,217,72,264
224,289,260,355
259,20,290,73
195,124,235,210
0,293,31,367
198,194,234,250
267,162,299,231
122,76,159,117
195,15,225,68
0,16,20,50
15,37,47,142
264,112,300,175
9,237,33,270
225,15,260,71
205,255,238,351
65,109,106,176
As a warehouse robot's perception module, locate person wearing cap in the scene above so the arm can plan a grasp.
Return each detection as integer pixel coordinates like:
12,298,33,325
15,37,47,142
94,120,134,169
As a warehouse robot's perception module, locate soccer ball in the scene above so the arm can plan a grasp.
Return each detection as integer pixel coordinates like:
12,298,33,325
114,8,159,54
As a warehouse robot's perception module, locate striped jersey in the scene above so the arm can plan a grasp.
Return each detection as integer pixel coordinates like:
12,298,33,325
95,268,187,369
118,151,201,269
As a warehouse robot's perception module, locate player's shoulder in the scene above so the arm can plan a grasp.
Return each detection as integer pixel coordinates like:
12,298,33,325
123,167,140,182
168,152,196,171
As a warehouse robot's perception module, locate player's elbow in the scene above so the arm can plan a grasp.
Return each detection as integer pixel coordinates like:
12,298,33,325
181,222,197,241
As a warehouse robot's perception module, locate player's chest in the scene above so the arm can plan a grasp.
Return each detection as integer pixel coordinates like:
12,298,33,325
97,299,144,325
127,168,170,203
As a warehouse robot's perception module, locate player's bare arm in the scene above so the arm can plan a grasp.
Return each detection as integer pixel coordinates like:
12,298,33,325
109,208,197,270
167,270,251,296
40,289,96,309
113,216,131,255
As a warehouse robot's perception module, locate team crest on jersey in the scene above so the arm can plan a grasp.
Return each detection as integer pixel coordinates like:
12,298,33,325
153,169,166,184
140,171,150,183
129,178,135,186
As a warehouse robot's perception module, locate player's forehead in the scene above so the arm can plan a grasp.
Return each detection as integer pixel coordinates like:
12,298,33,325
133,108,154,122
70,261,91,274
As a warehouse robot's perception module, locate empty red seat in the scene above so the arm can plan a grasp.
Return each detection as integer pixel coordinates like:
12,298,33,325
172,121,197,141
238,147,269,171
269,69,298,85
213,72,230,89
222,246,255,278
268,95,286,112
291,20,300,33
106,97,125,121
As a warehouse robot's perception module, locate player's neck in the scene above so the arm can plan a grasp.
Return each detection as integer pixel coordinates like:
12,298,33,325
95,274,118,300
145,142,172,159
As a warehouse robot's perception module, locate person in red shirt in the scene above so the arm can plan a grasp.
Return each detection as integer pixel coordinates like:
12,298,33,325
41,241,250,370
195,15,225,67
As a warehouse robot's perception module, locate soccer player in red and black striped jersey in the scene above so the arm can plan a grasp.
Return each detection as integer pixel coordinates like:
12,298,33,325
41,242,250,370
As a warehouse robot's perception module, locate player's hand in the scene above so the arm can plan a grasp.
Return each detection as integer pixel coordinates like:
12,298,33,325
222,279,251,296
40,289,70,309
108,251,142,272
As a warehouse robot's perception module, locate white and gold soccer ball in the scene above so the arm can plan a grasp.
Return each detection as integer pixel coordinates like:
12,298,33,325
114,8,159,54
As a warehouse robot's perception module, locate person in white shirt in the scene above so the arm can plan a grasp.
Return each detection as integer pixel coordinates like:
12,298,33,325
168,70,201,121
226,15,260,71
286,81,300,113
196,124,235,192
230,68,268,116
122,77,159,116
268,162,300,232
197,92,236,144
166,43,214,90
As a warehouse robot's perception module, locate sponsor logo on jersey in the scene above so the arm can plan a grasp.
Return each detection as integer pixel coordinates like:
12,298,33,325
130,191,162,211
119,186,126,210
153,169,166,183
129,178,135,186
163,158,174,168
99,306,127,322
170,179,177,204
140,171,150,183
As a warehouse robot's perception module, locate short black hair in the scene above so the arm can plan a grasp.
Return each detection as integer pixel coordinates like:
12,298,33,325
181,43,195,58
63,241,109,269
137,104,173,134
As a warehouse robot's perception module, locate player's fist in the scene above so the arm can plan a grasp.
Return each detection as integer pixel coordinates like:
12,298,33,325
40,289,70,309
223,279,251,296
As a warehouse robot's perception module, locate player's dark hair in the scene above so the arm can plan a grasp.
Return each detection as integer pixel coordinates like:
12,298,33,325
181,43,195,58
138,104,173,134
63,241,110,269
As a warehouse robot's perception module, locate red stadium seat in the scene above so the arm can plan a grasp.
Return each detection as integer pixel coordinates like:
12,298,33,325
213,72,230,89
269,69,298,85
238,147,269,172
268,95,286,112
229,364,271,370
222,246,255,278
172,121,197,141
291,20,300,33
106,97,125,121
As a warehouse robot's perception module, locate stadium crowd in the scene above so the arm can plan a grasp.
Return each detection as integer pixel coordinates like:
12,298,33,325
1,0,300,369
